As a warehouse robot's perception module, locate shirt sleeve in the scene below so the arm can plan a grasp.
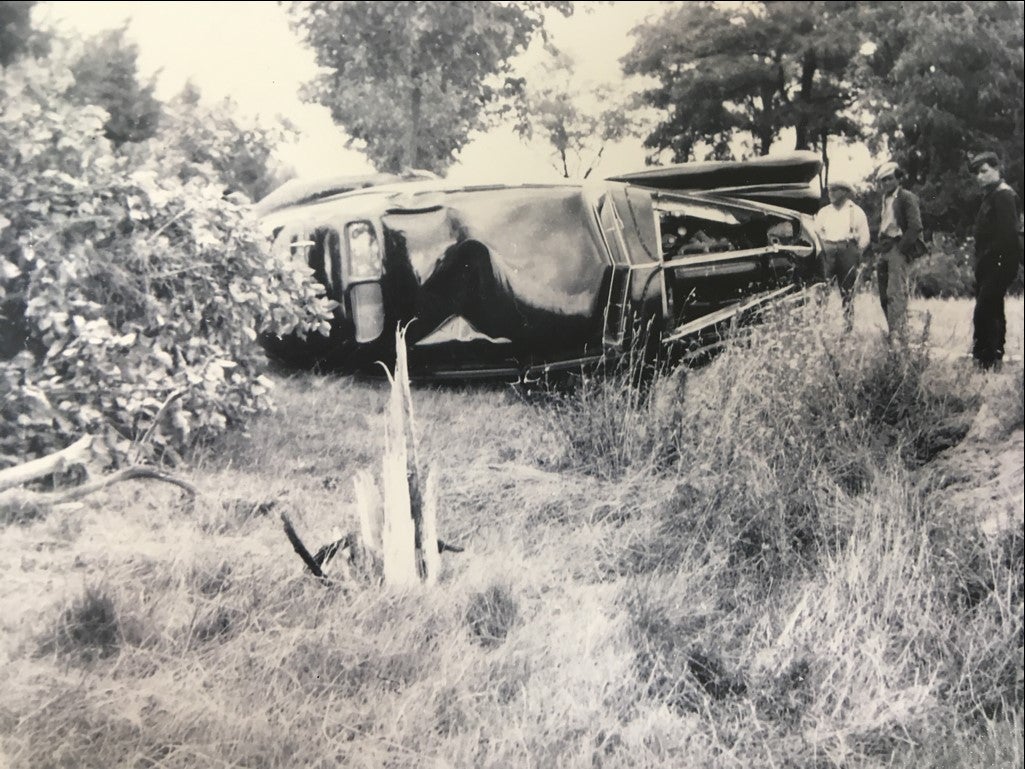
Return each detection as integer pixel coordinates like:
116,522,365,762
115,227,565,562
853,206,871,251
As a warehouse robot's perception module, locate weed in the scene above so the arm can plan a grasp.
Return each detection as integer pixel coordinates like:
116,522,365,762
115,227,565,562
39,586,122,664
465,583,518,649
0,490,48,526
625,584,745,715
538,358,686,481
940,520,1025,718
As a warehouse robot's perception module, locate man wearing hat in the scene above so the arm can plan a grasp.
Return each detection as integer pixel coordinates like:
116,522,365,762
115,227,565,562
813,179,871,328
873,161,927,341
968,151,1022,370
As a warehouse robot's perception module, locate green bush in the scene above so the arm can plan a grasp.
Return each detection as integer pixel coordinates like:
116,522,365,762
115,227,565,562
0,57,333,466
911,233,976,299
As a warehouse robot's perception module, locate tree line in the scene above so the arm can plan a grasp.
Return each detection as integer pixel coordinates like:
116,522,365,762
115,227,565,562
5,1,1020,232
288,0,1023,234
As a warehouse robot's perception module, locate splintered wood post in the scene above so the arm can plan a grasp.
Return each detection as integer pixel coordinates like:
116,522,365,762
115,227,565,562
373,323,440,586
420,469,441,586
354,469,382,552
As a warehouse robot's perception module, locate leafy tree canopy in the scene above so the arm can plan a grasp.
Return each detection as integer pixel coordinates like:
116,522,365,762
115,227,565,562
0,0,39,66
66,24,163,146
514,48,638,179
290,0,571,174
161,81,298,203
857,1,1024,231
623,1,863,168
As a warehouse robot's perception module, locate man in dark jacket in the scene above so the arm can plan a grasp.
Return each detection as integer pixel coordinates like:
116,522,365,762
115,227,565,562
969,151,1022,370
874,161,927,342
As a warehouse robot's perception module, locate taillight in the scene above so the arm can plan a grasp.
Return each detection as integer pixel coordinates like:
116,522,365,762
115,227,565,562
350,282,384,343
345,221,382,281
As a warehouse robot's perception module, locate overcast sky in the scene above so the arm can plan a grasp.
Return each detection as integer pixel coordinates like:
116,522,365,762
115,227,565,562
40,1,873,186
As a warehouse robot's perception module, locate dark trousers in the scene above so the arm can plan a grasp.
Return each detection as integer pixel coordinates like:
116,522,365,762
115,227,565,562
822,241,861,325
973,257,1018,366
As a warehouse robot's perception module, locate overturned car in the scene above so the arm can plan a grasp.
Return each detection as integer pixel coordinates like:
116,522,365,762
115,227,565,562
256,153,824,379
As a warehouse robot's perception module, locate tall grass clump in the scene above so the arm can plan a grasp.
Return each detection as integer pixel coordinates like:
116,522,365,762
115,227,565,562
38,585,124,664
604,303,978,583
537,344,685,480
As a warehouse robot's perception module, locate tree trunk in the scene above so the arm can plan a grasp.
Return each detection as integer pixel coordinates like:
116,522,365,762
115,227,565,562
757,84,776,156
795,51,818,151
820,130,830,191
405,80,422,171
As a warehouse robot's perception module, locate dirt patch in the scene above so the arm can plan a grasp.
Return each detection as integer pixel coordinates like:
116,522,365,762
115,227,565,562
921,370,1024,537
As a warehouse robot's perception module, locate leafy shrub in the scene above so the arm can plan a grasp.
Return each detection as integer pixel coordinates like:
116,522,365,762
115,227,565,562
911,233,976,299
0,57,333,466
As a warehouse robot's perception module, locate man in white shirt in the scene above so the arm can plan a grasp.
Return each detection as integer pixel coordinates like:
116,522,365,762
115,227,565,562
813,179,870,329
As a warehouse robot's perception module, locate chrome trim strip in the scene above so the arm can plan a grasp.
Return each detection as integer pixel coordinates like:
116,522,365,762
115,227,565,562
661,243,814,270
663,285,796,343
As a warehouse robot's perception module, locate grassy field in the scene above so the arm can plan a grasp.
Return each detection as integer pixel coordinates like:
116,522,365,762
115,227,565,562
1,293,1023,769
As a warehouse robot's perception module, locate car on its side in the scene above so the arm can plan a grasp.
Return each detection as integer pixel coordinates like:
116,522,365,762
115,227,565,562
256,153,824,380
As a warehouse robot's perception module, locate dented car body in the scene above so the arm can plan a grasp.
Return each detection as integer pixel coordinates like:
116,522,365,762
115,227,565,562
256,153,824,379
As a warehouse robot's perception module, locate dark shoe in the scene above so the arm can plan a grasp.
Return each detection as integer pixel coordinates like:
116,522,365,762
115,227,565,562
974,357,1003,372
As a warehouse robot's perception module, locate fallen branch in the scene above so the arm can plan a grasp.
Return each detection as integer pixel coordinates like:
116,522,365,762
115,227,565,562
0,436,93,493
45,466,196,503
280,512,326,579
0,465,196,521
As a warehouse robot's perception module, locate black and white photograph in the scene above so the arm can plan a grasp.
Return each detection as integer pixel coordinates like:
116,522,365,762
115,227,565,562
1,1,1023,767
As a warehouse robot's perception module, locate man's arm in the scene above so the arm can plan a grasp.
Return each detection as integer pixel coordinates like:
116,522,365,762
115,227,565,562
990,187,1021,261
898,190,924,256
853,206,871,252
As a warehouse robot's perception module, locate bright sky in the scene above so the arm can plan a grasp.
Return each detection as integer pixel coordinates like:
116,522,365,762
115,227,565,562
39,1,874,187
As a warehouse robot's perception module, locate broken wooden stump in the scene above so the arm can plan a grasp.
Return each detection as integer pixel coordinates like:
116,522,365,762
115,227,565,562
283,324,460,585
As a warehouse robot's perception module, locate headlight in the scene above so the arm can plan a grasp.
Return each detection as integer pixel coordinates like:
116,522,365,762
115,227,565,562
345,221,382,281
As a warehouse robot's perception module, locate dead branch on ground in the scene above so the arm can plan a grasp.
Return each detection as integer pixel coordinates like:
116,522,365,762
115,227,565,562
0,437,196,521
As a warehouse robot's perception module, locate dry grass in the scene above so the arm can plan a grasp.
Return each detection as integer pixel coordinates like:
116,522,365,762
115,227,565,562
0,294,1022,768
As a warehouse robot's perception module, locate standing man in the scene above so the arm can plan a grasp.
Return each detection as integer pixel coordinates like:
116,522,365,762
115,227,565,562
968,151,1022,370
814,179,871,329
874,161,927,342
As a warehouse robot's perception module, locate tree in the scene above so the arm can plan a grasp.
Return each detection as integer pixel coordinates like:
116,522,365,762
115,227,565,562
623,1,862,181
857,1,1024,232
0,0,33,66
160,81,297,203
0,0,48,66
289,0,571,174
514,50,637,179
66,25,162,146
